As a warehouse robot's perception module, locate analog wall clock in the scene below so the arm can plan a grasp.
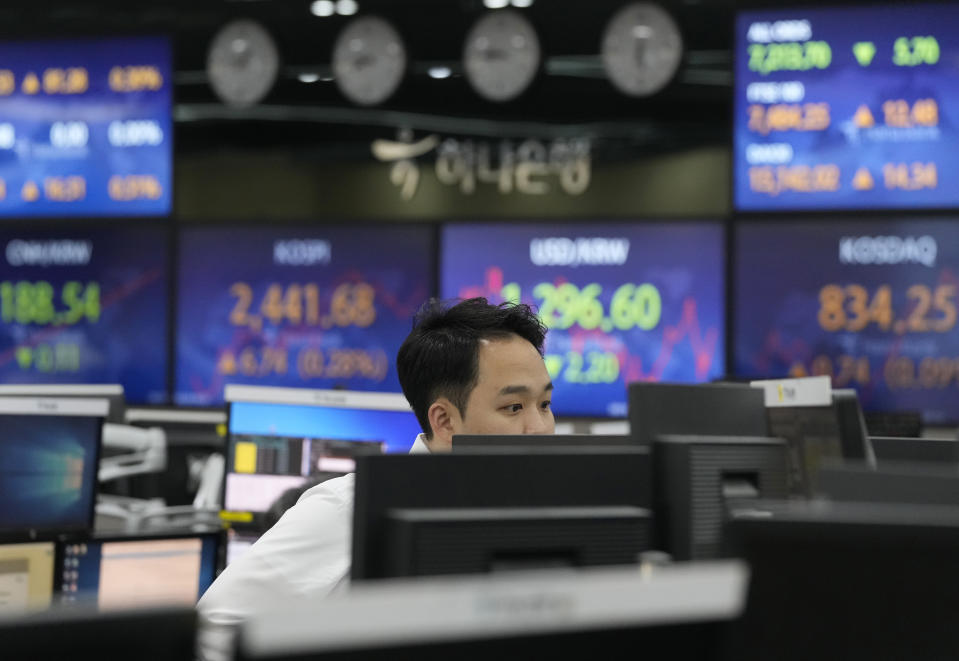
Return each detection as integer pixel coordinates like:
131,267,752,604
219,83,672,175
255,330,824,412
463,10,541,103
207,19,280,107
332,15,407,106
601,3,683,97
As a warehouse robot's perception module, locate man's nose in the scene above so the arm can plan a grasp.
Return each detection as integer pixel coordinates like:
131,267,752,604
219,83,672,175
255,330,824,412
524,410,550,434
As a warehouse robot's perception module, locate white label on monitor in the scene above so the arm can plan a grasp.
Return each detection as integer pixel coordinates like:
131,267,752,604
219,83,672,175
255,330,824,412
749,376,832,408
0,397,109,417
0,383,122,396
125,408,226,424
224,384,411,412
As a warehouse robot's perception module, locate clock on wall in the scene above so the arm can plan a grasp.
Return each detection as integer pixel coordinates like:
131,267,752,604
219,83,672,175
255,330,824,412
601,2,683,97
463,10,541,103
207,19,280,108
332,15,407,107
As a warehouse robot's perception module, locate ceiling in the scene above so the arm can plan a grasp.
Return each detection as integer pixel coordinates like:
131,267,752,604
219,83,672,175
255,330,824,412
0,0,888,155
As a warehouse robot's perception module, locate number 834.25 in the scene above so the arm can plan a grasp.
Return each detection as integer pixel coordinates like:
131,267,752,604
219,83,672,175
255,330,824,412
818,283,956,334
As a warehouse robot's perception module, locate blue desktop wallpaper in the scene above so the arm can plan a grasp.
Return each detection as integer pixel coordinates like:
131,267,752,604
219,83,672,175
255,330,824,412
441,222,725,417
735,218,959,425
0,415,99,534
735,4,959,211
175,226,433,406
0,37,172,217
0,226,169,404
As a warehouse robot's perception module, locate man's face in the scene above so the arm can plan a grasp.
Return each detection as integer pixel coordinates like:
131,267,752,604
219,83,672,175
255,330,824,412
430,334,555,450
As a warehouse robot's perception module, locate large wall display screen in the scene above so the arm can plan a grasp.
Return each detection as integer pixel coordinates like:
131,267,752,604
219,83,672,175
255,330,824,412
735,5,959,211
0,37,171,217
175,226,433,406
735,219,959,425
441,222,725,418
0,227,168,403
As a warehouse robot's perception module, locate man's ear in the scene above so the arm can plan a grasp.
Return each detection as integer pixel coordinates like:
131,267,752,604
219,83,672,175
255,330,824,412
426,397,458,452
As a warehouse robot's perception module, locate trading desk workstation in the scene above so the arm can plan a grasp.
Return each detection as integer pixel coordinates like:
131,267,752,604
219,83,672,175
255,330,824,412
3,0,959,659
4,376,959,660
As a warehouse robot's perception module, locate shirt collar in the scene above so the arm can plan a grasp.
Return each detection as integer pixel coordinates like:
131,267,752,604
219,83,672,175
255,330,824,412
409,433,431,454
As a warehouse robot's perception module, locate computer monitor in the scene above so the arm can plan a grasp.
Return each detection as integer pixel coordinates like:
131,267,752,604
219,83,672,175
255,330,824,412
0,396,105,540
0,606,197,661
815,462,959,507
764,389,872,496
628,382,768,447
0,541,56,614
722,499,959,660
868,436,959,466
124,406,226,448
55,531,222,610
862,410,923,439
451,433,638,449
351,449,652,581
223,385,419,532
237,561,748,661
653,435,789,561
0,384,124,423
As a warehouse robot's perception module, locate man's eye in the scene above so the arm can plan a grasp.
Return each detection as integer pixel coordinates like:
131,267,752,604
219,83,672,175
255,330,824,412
540,400,551,410
505,404,523,413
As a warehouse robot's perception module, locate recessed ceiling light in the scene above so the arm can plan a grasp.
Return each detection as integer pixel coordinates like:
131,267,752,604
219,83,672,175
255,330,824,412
298,73,321,83
428,66,452,79
336,0,359,16
483,0,510,8
310,0,335,17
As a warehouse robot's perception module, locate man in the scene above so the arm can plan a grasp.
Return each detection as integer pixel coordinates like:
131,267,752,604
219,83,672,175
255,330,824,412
197,297,554,626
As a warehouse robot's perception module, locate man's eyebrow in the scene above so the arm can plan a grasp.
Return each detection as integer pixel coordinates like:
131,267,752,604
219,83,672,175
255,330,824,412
498,382,554,396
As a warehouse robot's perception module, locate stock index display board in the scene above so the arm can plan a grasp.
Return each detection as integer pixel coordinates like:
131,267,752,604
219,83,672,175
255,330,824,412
441,222,725,418
0,227,169,403
0,37,171,218
735,220,959,425
175,226,433,406
735,5,959,211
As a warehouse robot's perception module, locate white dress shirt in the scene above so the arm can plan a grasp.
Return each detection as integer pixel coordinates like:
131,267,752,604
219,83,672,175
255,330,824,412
197,434,431,627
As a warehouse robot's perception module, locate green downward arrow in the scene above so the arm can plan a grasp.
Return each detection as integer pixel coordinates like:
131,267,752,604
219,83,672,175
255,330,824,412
853,41,876,67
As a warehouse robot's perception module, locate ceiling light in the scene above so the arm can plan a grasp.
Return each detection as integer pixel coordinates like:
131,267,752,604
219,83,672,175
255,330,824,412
310,0,335,17
511,0,534,7
297,73,320,83
336,0,358,15
428,66,452,79
483,0,510,8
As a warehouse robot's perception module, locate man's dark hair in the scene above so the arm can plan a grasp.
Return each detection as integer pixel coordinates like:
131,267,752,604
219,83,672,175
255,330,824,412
396,297,548,439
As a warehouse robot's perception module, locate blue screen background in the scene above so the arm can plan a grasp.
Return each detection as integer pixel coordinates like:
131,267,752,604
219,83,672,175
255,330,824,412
0,226,169,404
734,4,959,211
0,415,99,534
0,37,172,217
735,218,959,425
441,221,725,417
175,225,433,406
